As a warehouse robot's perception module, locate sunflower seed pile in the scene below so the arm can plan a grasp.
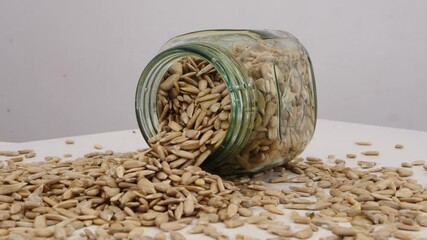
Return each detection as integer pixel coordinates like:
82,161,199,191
2,140,427,239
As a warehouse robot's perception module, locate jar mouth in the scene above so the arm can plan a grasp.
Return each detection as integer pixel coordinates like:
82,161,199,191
135,43,256,172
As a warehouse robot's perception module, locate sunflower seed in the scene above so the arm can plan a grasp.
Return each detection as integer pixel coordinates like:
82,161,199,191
160,222,186,232
293,227,313,239
395,144,404,149
170,231,186,240
355,141,372,146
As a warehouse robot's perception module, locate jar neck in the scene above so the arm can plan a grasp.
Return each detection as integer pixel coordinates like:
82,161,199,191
135,43,256,172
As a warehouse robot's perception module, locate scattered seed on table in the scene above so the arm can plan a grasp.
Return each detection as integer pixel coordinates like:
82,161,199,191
358,160,376,169
25,152,36,158
94,144,103,150
17,149,33,154
397,168,414,177
330,226,357,236
361,150,380,156
393,231,414,240
355,141,372,146
412,160,425,166
401,162,412,168
2,151,19,156
9,157,23,162
293,227,313,239
395,144,404,149
170,231,186,240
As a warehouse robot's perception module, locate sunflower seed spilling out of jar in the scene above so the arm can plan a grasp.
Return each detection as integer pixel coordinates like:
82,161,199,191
152,56,230,168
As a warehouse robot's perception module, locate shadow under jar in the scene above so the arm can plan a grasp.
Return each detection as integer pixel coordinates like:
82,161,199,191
136,29,317,175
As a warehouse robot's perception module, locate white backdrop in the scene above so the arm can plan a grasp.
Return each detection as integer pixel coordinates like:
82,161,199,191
1,0,426,142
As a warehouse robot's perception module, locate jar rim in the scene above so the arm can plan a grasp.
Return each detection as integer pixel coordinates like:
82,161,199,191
135,43,257,172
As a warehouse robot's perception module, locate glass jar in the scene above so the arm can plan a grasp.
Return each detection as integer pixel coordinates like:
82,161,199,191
136,29,317,175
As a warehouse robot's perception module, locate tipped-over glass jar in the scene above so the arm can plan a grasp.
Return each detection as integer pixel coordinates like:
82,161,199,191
136,29,317,175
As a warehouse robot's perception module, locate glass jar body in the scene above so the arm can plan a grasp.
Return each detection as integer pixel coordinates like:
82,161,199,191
136,29,317,175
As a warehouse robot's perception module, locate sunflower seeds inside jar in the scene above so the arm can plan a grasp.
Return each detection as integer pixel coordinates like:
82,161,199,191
136,29,317,174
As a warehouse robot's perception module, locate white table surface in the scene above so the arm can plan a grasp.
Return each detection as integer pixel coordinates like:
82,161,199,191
0,142,13,146
1,119,427,239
